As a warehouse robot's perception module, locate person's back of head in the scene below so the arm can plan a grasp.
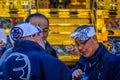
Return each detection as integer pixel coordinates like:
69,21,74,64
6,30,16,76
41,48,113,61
8,22,44,48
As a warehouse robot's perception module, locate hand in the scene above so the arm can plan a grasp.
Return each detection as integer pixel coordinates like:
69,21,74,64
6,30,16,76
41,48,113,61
72,69,84,79
0,40,4,48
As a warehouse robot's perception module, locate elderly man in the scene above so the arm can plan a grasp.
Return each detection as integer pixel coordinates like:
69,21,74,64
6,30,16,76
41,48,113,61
25,13,58,58
0,22,70,80
71,25,120,80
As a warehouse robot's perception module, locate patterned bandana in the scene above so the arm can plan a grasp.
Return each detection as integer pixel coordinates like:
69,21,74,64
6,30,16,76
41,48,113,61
9,22,42,46
71,26,96,42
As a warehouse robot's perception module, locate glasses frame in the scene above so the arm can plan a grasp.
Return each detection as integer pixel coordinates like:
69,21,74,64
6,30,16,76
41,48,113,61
75,37,91,47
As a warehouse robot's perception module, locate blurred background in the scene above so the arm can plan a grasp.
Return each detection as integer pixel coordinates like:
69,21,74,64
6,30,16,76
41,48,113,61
0,0,120,67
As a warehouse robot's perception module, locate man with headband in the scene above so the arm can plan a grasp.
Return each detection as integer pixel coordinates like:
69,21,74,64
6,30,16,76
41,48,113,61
0,22,70,80
71,25,120,80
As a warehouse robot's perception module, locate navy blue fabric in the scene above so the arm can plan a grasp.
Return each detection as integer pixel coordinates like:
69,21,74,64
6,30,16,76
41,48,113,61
0,46,7,56
45,41,58,58
72,43,120,80
0,40,71,80
115,51,120,56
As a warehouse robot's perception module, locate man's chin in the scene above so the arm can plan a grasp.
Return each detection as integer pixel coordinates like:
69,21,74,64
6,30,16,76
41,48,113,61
82,54,90,58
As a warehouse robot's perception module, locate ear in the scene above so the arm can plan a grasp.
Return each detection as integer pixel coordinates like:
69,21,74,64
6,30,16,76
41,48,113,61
92,35,98,41
32,34,39,43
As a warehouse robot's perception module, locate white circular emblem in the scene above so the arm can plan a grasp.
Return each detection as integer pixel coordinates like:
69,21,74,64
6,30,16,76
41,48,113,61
10,27,23,41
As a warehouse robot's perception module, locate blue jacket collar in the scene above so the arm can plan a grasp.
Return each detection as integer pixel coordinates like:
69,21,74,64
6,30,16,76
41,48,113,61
13,40,44,53
80,43,107,68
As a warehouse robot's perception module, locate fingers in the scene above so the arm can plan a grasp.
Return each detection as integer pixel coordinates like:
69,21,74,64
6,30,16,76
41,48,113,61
72,69,84,79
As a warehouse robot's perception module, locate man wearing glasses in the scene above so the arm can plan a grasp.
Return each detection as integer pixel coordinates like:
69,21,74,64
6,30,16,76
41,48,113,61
71,25,120,80
25,13,58,58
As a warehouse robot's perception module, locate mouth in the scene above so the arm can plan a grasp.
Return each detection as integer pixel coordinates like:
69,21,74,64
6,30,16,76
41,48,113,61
81,51,87,56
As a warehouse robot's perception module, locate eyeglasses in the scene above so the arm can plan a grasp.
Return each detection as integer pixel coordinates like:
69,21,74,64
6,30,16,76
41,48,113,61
75,37,91,47
43,28,50,33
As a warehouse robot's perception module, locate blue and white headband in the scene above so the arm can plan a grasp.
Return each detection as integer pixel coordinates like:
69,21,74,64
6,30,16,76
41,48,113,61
9,22,42,46
71,26,96,42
